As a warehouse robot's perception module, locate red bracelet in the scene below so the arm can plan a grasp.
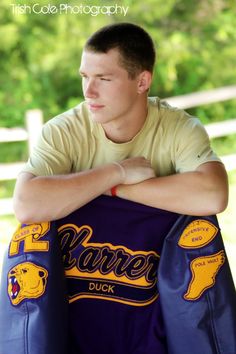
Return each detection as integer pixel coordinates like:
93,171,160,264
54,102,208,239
111,186,117,197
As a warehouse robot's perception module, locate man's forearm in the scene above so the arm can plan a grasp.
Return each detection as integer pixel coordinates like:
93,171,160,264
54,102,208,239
13,163,124,223
116,162,228,216
13,156,156,223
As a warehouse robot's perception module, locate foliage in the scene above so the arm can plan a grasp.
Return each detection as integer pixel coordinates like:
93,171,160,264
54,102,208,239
0,0,236,127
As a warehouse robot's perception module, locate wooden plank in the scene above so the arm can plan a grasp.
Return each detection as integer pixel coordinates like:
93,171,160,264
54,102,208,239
0,127,28,142
25,109,43,153
205,119,236,138
0,162,25,180
221,154,236,172
0,198,14,215
163,85,236,109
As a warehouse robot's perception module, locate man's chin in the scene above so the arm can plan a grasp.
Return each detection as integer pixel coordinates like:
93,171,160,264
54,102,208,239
89,112,110,124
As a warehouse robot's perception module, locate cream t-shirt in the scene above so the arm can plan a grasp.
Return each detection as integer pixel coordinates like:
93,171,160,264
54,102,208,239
22,98,221,177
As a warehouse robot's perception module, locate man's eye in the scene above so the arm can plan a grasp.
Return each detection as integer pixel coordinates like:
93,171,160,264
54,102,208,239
79,73,88,79
101,78,111,81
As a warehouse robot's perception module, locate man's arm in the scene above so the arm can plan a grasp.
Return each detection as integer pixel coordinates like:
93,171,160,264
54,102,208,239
13,157,155,223
114,162,228,216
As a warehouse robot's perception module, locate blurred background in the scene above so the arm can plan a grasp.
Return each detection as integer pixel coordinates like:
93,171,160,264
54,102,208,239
0,0,236,282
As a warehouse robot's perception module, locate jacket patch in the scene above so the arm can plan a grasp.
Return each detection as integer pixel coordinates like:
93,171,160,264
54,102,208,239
8,262,48,306
59,223,159,306
178,219,218,249
9,222,50,257
184,250,225,301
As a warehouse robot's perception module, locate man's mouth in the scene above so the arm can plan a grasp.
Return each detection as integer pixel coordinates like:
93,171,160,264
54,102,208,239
88,103,105,111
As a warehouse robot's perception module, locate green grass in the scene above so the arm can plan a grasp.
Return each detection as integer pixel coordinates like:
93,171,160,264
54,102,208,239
218,170,236,242
211,134,236,156
0,215,18,243
217,170,236,283
0,180,15,199
0,141,28,163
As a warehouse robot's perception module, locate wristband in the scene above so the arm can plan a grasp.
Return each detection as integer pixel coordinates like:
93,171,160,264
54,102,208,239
111,186,117,197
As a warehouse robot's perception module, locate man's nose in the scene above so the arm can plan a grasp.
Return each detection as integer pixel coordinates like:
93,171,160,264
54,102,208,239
84,79,98,98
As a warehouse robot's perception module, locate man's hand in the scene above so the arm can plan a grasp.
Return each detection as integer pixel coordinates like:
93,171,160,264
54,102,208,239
118,157,156,184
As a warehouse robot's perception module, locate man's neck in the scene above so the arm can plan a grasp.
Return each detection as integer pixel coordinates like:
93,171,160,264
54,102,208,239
101,98,149,144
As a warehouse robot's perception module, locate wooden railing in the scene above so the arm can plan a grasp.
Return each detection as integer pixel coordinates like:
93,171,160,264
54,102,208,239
164,85,236,173
0,110,43,215
0,86,236,216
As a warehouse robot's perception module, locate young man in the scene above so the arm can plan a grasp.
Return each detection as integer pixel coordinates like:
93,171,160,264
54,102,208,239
9,23,234,354
13,22,228,223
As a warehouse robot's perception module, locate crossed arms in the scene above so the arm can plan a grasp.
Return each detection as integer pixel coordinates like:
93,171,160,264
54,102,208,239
13,157,228,223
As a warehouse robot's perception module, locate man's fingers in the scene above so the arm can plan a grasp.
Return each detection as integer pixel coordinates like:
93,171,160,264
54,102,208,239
119,157,155,185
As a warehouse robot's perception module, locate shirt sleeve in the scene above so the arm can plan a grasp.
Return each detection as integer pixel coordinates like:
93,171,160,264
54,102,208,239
172,114,222,173
21,119,73,176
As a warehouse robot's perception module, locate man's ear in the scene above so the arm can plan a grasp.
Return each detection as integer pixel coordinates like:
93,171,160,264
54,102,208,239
137,71,152,94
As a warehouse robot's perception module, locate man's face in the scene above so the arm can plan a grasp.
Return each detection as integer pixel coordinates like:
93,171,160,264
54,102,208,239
79,48,141,126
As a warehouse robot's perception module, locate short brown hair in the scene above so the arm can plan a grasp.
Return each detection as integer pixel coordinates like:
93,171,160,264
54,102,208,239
85,23,156,79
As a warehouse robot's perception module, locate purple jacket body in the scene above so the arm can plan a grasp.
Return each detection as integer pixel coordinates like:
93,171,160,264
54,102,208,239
0,196,235,354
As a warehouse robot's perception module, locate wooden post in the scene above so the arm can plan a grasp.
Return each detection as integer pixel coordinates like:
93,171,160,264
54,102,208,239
25,109,43,154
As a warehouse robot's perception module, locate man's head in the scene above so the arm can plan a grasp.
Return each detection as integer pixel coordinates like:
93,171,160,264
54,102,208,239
79,23,156,136
84,22,156,79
